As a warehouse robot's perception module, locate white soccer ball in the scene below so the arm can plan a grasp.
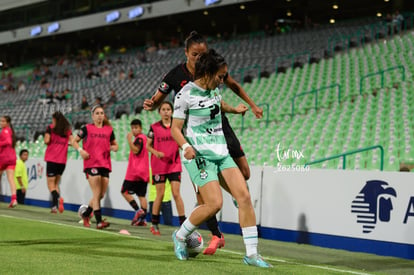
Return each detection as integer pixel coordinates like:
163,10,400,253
78,204,89,218
186,231,204,257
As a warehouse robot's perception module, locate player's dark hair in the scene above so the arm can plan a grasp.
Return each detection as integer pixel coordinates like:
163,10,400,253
194,49,227,80
2,115,16,148
52,111,71,137
158,101,174,113
19,149,28,157
184,31,207,51
130,119,142,127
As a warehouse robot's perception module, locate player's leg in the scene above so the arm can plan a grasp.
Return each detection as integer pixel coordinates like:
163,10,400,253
197,185,225,255
151,181,165,234
173,180,222,260
6,168,17,207
121,180,140,224
55,174,64,213
134,182,148,226
94,175,110,229
220,166,272,268
170,176,186,225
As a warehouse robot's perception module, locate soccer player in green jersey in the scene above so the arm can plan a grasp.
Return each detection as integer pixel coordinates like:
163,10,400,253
171,49,272,268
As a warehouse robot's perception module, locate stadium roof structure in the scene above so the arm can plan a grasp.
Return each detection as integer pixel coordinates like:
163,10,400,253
0,0,413,65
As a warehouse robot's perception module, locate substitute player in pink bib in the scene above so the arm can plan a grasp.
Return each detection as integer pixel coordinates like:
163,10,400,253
147,101,186,235
72,105,118,229
121,119,150,226
44,111,73,213
0,115,18,208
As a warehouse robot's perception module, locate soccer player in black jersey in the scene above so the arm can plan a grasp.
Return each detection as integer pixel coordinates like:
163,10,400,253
143,31,263,255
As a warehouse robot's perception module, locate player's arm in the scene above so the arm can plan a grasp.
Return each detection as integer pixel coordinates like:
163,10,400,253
221,100,248,115
126,133,140,154
44,126,51,145
146,137,163,158
72,126,89,159
110,131,118,152
143,90,168,111
171,118,195,160
224,74,263,118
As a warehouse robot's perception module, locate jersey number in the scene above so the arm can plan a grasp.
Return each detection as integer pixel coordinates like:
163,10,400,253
195,158,206,170
209,104,220,120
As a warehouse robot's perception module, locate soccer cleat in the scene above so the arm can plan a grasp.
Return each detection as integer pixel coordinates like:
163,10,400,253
131,209,145,225
51,206,58,213
58,197,64,213
172,230,188,260
203,234,225,255
243,254,273,268
8,200,17,208
82,215,91,228
150,225,161,235
96,220,110,229
132,219,147,226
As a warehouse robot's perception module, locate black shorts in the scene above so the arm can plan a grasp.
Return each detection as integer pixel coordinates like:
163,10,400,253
121,180,148,197
152,172,181,184
46,162,66,177
222,114,245,159
84,168,110,178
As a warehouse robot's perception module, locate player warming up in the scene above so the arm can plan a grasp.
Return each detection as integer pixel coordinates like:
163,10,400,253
0,116,18,208
147,101,185,235
44,111,73,213
121,119,149,226
171,49,272,268
72,105,118,229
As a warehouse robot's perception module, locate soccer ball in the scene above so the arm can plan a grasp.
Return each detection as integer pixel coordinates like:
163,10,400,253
186,231,204,257
78,204,89,218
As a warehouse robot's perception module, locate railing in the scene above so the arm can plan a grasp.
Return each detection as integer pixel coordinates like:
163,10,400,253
232,64,261,85
305,145,384,171
240,103,269,134
359,65,405,94
290,83,341,117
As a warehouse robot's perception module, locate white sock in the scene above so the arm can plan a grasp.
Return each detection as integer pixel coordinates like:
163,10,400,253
242,226,258,257
176,219,197,240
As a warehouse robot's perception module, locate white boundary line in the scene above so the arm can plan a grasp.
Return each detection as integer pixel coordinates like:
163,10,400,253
0,214,373,275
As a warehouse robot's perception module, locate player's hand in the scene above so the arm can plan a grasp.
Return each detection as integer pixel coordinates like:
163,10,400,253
235,103,248,116
21,187,26,193
183,146,196,160
80,149,90,160
127,132,133,140
155,151,165,158
251,105,263,119
143,98,154,110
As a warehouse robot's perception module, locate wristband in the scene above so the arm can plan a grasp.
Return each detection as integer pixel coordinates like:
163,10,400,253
181,143,191,151
77,147,83,153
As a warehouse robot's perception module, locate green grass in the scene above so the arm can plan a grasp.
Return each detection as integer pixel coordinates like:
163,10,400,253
1,203,413,274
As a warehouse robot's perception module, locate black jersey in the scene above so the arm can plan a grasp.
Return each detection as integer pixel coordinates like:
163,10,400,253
158,63,193,96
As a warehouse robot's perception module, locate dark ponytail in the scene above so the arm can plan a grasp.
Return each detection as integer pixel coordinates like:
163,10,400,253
194,49,227,80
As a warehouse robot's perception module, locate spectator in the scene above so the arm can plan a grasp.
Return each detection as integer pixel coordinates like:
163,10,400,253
105,90,117,109
17,81,26,93
63,70,69,78
118,69,126,80
81,95,90,110
14,149,29,204
128,69,134,79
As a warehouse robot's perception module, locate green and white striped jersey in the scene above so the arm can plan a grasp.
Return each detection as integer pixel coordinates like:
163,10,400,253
173,82,228,161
